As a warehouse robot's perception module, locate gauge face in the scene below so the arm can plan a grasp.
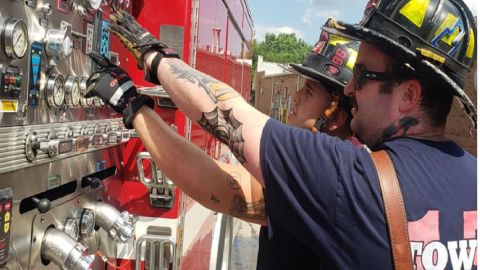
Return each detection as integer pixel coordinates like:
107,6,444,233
63,35,73,58
53,78,65,106
46,74,65,108
71,82,81,106
3,19,28,59
65,76,81,107
85,0,102,10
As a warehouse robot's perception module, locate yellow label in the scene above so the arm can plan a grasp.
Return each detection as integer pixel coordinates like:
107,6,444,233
4,222,9,234
400,0,430,28
417,48,446,63
4,211,10,222
1,100,17,112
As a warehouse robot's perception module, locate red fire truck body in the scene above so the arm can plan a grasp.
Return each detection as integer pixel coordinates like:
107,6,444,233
106,0,254,268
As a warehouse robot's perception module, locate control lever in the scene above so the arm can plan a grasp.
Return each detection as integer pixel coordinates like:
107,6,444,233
84,177,101,189
31,197,51,213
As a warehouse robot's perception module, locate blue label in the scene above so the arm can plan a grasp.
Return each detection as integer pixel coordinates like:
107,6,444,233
96,160,107,171
100,20,110,58
29,42,43,106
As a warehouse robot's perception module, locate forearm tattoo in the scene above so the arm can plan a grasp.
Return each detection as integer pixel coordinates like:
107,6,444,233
228,173,241,190
198,107,246,163
230,195,266,221
169,60,239,103
382,117,420,141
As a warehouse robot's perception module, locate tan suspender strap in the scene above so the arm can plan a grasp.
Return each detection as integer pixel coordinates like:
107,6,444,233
370,150,413,270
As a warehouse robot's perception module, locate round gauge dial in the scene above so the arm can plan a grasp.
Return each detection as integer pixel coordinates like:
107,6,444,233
46,74,65,108
65,76,81,107
63,35,73,58
44,29,73,59
79,77,94,107
84,0,102,10
3,18,28,59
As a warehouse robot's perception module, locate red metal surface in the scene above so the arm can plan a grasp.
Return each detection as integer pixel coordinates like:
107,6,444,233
107,0,253,268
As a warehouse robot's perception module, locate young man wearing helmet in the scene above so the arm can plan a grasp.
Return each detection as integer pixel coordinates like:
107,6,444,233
88,0,476,268
257,25,361,269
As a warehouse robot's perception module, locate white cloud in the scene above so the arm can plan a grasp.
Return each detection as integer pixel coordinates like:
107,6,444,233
254,25,305,41
302,0,341,25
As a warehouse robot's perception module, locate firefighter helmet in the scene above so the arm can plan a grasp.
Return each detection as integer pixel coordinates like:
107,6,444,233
329,0,477,127
289,19,360,94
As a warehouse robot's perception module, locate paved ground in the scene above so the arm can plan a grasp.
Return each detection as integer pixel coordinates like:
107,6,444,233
231,221,261,270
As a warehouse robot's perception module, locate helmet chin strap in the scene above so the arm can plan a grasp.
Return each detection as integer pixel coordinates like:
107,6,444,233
312,96,340,133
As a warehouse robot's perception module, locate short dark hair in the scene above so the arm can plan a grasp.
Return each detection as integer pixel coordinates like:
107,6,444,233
381,58,453,127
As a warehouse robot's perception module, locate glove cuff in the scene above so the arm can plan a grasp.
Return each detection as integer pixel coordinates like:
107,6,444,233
143,47,180,84
122,95,155,129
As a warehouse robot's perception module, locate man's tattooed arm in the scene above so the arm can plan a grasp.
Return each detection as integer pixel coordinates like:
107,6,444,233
169,60,240,103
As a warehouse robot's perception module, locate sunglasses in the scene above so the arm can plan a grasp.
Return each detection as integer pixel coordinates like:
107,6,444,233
352,64,402,90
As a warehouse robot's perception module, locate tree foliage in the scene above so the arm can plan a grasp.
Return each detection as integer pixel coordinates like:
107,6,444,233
253,33,312,64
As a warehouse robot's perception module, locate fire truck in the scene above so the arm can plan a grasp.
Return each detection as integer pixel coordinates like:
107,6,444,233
0,0,254,269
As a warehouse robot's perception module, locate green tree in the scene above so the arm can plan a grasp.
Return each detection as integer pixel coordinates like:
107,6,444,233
249,33,312,104
253,33,312,64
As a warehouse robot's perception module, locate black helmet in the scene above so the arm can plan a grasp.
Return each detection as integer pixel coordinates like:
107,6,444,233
288,18,360,109
329,0,477,127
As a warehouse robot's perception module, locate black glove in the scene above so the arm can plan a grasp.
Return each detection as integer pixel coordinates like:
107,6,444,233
109,10,179,84
86,52,154,129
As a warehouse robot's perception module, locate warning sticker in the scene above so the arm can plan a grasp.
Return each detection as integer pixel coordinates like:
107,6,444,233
0,100,18,113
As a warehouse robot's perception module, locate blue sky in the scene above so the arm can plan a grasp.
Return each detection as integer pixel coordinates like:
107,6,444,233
246,0,478,45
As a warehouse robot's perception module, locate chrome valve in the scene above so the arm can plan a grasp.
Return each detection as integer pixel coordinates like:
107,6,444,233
41,228,94,270
94,202,135,243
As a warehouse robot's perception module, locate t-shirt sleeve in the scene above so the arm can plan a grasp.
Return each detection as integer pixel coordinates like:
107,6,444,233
260,119,353,255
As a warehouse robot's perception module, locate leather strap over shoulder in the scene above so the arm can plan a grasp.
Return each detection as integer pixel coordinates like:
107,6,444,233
370,150,413,270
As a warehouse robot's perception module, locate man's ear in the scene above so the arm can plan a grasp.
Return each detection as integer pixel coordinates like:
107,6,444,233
326,109,347,132
399,79,422,113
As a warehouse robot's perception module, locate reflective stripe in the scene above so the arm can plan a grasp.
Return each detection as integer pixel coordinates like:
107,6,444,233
400,0,430,28
466,29,475,58
432,14,465,56
109,80,134,106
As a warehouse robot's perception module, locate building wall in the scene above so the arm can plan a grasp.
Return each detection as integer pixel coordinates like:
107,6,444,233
254,73,302,122
445,62,477,156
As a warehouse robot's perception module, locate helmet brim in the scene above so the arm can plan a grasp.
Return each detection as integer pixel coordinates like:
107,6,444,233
288,63,345,92
332,21,477,127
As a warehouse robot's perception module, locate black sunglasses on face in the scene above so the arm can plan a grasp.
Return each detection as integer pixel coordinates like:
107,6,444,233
353,64,403,90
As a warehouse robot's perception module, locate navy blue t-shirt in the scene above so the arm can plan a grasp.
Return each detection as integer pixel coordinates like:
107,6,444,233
258,119,476,270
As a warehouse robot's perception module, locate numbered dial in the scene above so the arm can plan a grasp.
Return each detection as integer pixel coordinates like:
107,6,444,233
46,74,65,108
3,18,28,59
44,29,73,59
84,0,102,10
65,76,81,107
79,77,94,107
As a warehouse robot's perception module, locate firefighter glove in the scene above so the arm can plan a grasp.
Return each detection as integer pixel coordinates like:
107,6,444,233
86,52,154,129
109,10,180,84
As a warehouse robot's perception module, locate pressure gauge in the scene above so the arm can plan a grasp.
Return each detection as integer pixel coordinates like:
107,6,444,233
46,74,65,108
84,0,102,11
44,28,73,59
79,77,94,107
3,18,28,59
65,76,81,107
